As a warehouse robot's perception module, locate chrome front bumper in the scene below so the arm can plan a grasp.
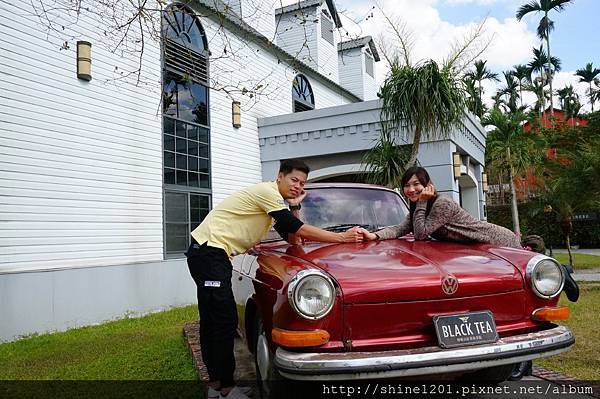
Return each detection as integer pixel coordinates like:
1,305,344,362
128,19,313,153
274,325,574,381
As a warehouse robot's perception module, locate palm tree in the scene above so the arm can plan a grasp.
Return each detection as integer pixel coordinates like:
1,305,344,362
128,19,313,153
525,78,550,114
528,45,561,123
512,64,531,108
592,83,600,107
540,144,600,265
369,10,486,178
465,60,499,117
528,46,562,80
517,0,573,126
483,108,545,236
556,85,580,121
361,133,411,188
463,74,484,117
575,62,600,111
379,60,466,168
497,71,521,113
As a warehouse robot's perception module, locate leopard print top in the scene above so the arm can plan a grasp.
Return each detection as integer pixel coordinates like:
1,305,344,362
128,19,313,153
375,196,521,248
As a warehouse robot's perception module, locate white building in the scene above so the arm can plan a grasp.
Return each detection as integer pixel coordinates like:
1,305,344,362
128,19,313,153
0,0,487,341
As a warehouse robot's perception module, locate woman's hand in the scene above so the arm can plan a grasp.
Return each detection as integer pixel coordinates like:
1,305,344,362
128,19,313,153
419,183,436,201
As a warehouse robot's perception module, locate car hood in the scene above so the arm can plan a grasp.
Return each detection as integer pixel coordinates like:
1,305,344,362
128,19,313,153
281,239,525,303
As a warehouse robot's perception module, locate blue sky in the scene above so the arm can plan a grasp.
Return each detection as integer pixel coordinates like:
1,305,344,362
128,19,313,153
327,0,600,110
279,0,599,109
436,0,599,72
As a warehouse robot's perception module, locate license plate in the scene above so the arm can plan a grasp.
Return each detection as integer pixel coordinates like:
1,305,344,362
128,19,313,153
433,311,498,349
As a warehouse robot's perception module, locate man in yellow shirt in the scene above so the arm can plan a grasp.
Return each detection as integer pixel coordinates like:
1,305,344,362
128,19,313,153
185,159,363,399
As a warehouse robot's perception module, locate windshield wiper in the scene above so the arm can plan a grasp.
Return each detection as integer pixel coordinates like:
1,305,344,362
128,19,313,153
321,223,376,232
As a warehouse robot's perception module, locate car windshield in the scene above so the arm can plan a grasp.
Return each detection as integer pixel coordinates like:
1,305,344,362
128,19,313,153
300,187,407,231
261,187,408,242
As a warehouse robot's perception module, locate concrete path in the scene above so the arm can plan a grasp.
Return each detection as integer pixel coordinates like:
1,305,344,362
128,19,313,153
546,248,600,281
573,269,600,282
552,248,600,256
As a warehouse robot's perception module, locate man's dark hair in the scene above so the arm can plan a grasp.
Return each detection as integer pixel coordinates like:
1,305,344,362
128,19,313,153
279,158,310,175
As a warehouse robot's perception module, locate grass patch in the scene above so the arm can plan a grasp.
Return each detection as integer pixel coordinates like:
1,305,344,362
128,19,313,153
0,306,199,380
551,253,600,270
536,282,600,380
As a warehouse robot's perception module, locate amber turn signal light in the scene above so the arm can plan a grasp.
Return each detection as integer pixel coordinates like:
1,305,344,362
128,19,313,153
532,306,570,321
272,328,330,347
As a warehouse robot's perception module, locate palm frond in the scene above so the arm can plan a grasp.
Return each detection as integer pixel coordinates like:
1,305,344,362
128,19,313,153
516,1,542,21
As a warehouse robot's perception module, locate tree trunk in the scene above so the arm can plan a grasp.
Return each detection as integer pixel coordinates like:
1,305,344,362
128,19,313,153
591,82,595,112
545,12,555,128
563,218,573,267
405,125,422,169
507,148,521,236
478,82,483,117
566,234,573,267
519,84,523,108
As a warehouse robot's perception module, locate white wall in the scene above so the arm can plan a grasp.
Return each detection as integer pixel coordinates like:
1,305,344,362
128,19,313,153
0,0,163,273
363,51,378,100
338,46,379,100
242,0,277,40
338,47,364,99
206,15,356,203
0,0,355,273
316,4,339,83
275,7,319,71
0,0,356,341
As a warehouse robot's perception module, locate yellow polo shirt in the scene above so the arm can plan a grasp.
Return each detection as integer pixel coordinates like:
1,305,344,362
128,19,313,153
191,182,288,257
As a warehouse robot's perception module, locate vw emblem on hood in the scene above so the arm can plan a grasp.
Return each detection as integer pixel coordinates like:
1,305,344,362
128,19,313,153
441,274,459,295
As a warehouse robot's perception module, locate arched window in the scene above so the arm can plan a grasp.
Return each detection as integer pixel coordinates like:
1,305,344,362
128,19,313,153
292,74,315,112
164,5,208,50
162,4,211,256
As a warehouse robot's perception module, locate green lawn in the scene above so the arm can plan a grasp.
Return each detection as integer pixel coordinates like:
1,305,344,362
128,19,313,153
0,306,199,380
1,288,598,384
536,282,600,380
551,253,600,270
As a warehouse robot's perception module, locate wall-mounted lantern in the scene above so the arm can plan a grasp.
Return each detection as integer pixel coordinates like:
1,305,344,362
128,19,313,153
482,172,489,192
452,152,462,179
232,101,241,128
77,41,92,81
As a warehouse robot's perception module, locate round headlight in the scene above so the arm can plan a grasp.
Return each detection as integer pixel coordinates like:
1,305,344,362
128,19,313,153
288,270,335,320
526,255,565,299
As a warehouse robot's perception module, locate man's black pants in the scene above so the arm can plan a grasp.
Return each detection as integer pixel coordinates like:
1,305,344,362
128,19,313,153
186,241,237,388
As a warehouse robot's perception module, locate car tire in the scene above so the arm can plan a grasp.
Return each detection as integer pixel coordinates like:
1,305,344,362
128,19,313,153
254,315,284,399
462,363,515,383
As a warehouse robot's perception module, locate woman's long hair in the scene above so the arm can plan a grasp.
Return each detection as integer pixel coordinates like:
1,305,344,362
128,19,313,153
401,166,438,217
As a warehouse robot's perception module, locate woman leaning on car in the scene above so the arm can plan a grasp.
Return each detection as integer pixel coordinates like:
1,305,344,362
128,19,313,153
361,166,579,380
361,166,577,303
361,166,521,247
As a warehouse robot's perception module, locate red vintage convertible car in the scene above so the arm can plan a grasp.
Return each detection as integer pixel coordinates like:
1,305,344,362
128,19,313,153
231,183,573,396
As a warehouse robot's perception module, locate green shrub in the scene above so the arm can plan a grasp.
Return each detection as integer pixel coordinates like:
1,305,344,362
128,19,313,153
487,203,600,248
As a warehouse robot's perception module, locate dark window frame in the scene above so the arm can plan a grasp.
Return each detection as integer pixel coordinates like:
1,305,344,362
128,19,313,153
320,9,334,45
292,74,315,112
365,51,374,78
162,3,212,258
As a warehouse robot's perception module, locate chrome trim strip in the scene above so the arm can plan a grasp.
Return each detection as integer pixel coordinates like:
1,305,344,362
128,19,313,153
275,325,574,381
